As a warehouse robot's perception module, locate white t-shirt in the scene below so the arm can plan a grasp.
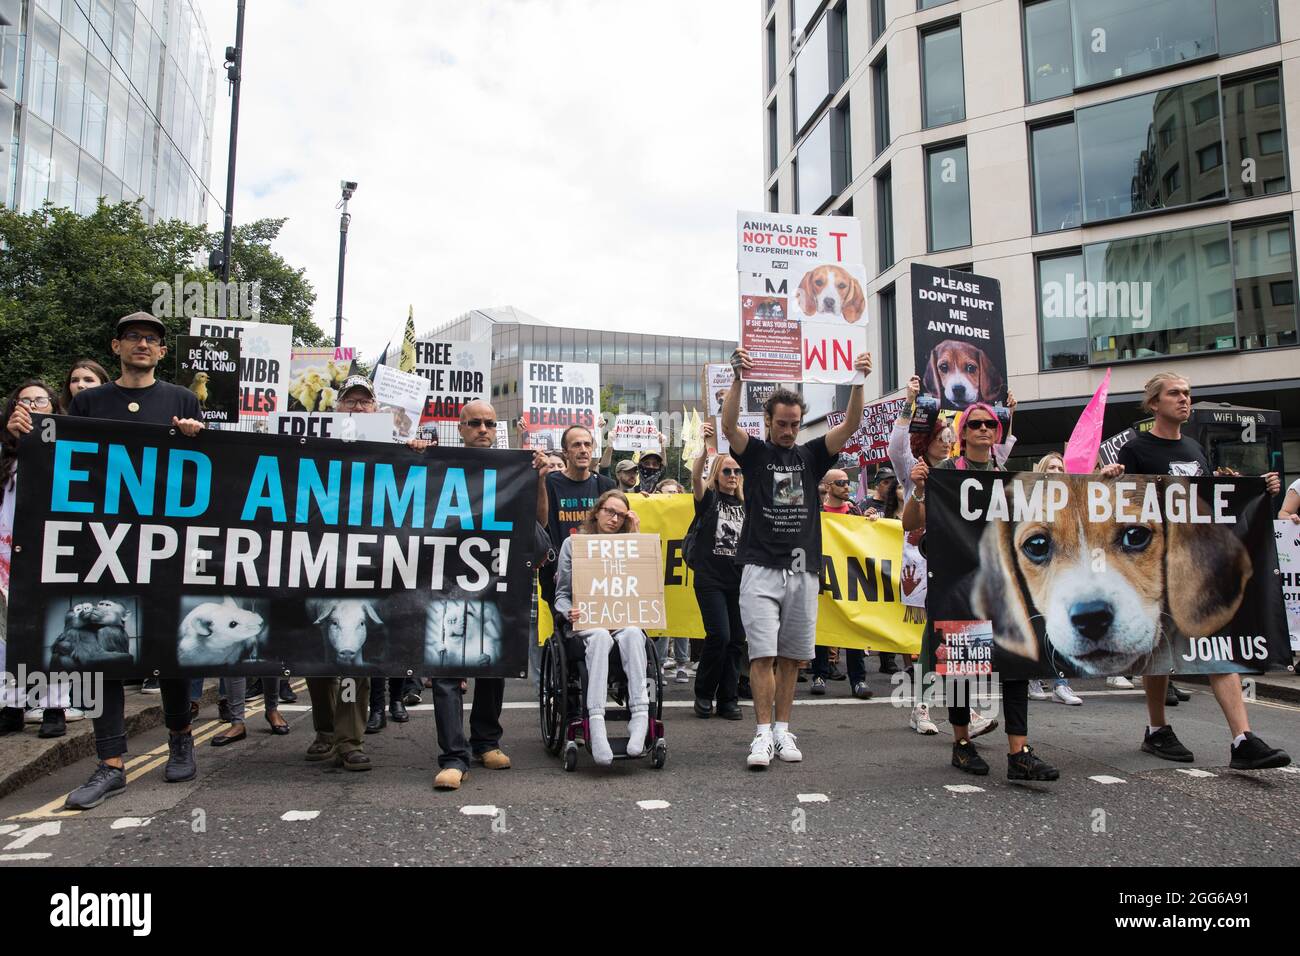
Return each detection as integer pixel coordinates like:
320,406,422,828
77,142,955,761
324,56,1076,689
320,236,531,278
1289,477,1300,498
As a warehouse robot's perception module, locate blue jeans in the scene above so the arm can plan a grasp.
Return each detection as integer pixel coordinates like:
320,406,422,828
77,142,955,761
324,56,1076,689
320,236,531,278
655,637,689,667
812,646,866,684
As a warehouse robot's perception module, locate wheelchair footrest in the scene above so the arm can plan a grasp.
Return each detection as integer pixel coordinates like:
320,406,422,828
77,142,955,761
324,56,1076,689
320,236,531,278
604,708,632,723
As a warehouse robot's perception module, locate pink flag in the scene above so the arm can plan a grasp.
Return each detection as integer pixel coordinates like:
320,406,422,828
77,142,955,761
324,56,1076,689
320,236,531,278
1064,369,1111,474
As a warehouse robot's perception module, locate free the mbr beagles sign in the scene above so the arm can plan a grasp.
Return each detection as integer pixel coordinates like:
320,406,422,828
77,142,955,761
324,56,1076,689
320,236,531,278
925,471,1290,680
6,416,540,678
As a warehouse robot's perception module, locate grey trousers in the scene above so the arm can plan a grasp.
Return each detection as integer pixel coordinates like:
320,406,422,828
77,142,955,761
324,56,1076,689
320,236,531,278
226,677,279,722
580,628,649,717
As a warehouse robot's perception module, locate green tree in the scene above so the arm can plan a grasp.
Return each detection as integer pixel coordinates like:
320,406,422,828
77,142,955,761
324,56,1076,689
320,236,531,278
0,200,325,398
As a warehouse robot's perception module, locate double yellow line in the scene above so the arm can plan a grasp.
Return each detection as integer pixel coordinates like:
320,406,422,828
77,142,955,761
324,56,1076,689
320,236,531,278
7,681,307,821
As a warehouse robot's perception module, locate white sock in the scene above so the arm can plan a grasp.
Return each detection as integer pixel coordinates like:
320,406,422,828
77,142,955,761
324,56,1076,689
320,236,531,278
588,713,613,766
1148,725,1167,734
755,723,772,738
1233,732,1248,748
774,721,790,736
626,707,649,758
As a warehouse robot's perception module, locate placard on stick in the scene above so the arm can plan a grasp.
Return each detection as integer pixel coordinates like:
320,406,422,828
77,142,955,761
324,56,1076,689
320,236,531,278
176,336,241,424
572,533,666,630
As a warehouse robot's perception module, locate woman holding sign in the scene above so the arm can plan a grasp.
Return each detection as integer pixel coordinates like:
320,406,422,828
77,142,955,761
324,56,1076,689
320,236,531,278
553,490,652,766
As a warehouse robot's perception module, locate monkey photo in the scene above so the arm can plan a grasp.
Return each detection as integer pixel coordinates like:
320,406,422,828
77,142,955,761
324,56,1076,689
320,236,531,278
47,598,140,670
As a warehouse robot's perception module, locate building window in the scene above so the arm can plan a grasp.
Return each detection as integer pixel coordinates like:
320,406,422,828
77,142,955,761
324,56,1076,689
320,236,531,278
879,286,898,393
872,54,890,156
1217,0,1279,56
766,21,777,95
769,183,780,212
875,166,894,272
791,0,825,45
1037,251,1088,369
921,21,965,128
1076,77,1224,223
768,103,778,174
919,0,957,8
870,0,886,43
926,142,971,252
1030,119,1080,232
1234,219,1298,349
795,100,849,213
1222,69,1288,201
1023,0,1073,103
793,7,846,135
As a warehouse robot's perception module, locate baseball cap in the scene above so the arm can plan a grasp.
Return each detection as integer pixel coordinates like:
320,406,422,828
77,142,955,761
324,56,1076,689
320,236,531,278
339,375,375,398
639,451,664,464
115,312,167,338
615,460,638,474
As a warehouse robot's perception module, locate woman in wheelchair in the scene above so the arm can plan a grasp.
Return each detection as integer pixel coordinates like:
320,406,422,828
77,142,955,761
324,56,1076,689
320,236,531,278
553,490,651,766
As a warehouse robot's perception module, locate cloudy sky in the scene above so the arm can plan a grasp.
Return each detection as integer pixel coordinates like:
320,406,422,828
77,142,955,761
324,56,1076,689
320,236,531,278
197,0,762,359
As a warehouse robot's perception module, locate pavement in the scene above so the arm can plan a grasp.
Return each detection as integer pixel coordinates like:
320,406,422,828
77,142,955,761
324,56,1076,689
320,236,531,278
0,663,1296,866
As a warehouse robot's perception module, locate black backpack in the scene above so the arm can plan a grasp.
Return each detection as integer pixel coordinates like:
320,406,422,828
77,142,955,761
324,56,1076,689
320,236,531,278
681,510,702,570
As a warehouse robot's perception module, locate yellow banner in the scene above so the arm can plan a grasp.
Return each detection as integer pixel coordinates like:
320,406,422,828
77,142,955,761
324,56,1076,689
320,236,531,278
538,495,922,655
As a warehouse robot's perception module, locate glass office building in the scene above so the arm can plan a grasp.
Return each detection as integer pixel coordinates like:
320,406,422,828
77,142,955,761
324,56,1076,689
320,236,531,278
414,307,739,445
0,0,216,223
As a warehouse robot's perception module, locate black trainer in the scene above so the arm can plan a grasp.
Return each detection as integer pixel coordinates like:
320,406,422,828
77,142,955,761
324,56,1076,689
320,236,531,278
164,732,197,782
1164,682,1178,706
952,740,989,775
1142,725,1194,762
38,709,66,739
1229,732,1291,771
1007,745,1059,781
65,763,126,810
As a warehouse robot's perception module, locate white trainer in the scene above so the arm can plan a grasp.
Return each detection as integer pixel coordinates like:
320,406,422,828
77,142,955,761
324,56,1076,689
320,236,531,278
1027,680,1049,701
968,710,999,738
909,703,939,735
773,730,802,762
1053,683,1083,706
674,668,689,684
1106,676,1135,689
747,732,773,769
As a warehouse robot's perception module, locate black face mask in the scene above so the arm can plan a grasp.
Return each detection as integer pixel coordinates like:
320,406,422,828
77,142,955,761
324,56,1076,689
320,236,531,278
639,465,663,489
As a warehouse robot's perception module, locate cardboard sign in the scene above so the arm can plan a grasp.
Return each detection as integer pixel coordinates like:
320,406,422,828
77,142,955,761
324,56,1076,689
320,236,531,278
715,414,766,455
372,364,430,442
521,361,600,453
1276,520,1300,652
267,412,395,444
612,414,662,453
826,396,907,467
286,347,357,413
414,339,491,424
910,264,1007,412
176,336,241,424
705,363,743,416
189,318,292,421
737,211,868,385
572,533,666,630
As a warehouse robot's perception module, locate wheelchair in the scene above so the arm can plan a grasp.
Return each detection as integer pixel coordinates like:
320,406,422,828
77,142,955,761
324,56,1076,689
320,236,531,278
538,615,667,771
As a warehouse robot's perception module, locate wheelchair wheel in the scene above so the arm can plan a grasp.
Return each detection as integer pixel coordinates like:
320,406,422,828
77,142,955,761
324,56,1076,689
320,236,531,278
646,637,665,720
538,637,567,757
651,738,667,769
562,741,579,772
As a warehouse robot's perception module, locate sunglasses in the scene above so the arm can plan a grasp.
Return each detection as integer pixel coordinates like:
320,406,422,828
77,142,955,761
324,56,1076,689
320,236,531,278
965,419,997,431
464,418,497,429
830,479,851,486
718,467,740,476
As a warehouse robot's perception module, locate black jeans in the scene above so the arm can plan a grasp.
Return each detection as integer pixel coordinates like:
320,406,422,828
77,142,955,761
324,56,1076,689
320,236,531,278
94,678,191,761
693,585,745,707
949,679,1028,738
432,678,469,771
469,678,505,755
812,646,866,684
369,677,409,709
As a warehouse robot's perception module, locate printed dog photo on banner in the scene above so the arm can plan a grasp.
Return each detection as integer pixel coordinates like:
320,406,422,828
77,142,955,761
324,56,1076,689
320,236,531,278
43,597,142,671
925,472,1291,679
423,598,503,673
794,263,866,325
175,596,269,667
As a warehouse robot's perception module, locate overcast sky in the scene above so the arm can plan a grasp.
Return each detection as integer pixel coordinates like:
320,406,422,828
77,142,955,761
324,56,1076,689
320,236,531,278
197,0,762,359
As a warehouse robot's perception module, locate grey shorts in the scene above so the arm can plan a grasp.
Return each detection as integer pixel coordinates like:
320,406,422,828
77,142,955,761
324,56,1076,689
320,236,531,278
739,565,819,662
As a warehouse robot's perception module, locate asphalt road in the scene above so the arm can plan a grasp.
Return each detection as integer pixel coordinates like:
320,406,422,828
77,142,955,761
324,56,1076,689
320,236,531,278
1,668,1297,866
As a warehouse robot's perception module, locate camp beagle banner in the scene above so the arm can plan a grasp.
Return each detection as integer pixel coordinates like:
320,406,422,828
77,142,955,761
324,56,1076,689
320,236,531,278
6,416,540,679
537,495,923,654
909,264,1007,413
925,470,1291,680
736,211,868,385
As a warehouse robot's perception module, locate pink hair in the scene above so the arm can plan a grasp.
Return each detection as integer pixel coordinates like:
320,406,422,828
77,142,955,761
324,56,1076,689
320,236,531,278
955,402,1003,455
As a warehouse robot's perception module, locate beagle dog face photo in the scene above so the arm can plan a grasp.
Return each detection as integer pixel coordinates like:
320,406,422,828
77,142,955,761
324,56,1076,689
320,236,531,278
923,339,1005,409
795,265,865,324
973,476,1252,676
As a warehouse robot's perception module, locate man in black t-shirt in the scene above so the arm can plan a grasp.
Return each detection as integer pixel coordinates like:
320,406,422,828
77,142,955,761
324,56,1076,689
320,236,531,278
1116,372,1288,771
7,312,208,810
722,345,872,770
541,425,615,602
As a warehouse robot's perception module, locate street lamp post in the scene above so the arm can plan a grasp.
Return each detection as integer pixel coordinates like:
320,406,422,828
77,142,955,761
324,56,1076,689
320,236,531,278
214,0,246,283
334,181,357,348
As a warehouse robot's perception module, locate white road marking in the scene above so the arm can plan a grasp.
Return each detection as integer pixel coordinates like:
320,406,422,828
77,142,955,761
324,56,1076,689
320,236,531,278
797,793,829,803
1176,769,1217,778
0,853,52,861
460,805,499,816
110,817,153,829
1275,766,1300,775
2,821,60,850
636,800,671,810
0,824,19,836
1089,775,1126,785
944,784,985,794
280,810,320,822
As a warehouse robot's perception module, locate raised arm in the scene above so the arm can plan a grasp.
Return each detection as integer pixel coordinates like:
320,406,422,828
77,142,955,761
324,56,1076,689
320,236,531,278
692,422,714,501
721,348,750,456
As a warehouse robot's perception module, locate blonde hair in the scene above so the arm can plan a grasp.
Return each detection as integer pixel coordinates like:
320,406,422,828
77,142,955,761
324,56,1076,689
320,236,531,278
580,489,632,534
1034,452,1064,473
1141,372,1189,414
704,454,744,502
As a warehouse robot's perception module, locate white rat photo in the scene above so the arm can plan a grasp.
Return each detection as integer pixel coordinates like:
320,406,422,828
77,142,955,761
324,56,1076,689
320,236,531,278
177,597,268,666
